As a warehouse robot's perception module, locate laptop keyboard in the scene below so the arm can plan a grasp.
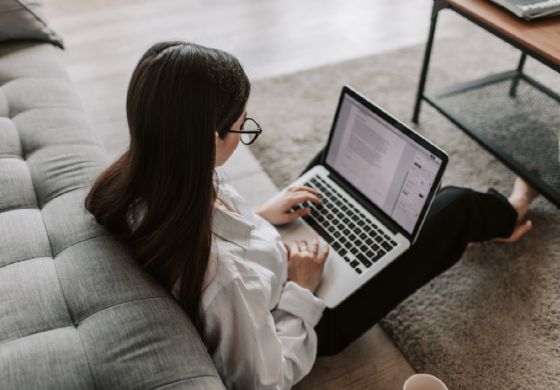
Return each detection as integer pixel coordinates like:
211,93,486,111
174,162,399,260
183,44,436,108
294,175,398,275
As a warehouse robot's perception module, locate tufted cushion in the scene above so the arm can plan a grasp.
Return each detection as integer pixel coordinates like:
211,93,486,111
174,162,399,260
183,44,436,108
0,42,224,389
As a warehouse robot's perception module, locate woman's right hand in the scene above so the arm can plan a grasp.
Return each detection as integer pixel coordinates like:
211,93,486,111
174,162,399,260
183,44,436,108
285,239,329,293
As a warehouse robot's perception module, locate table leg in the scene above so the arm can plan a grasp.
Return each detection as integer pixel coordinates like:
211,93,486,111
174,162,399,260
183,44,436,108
509,52,527,98
412,0,448,124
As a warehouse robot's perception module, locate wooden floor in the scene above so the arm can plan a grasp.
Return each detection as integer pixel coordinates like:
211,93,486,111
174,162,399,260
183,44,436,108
44,1,473,388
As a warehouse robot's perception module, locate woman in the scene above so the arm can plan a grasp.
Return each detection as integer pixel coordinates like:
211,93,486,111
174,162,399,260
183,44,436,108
86,41,538,389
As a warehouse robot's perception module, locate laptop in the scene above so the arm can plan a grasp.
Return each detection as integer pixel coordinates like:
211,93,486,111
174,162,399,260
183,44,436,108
278,86,448,308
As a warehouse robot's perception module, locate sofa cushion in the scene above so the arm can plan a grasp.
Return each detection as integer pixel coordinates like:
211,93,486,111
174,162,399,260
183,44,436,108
0,41,225,389
0,0,64,49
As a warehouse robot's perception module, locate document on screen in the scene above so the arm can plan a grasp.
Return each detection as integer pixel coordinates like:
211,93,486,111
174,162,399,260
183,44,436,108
332,107,406,207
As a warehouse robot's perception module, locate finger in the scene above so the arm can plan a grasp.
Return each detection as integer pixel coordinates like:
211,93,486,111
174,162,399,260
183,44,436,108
311,239,319,255
284,243,291,257
287,193,322,207
290,241,299,254
287,185,319,195
283,207,310,224
318,244,329,264
298,240,308,252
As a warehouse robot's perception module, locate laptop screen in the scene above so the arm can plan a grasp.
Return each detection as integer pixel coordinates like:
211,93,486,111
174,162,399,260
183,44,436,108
325,92,443,235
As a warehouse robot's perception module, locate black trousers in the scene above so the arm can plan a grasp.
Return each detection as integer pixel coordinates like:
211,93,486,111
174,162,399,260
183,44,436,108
301,149,518,356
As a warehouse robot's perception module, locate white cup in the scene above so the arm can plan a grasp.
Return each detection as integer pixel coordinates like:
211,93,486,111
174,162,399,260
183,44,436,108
403,374,448,390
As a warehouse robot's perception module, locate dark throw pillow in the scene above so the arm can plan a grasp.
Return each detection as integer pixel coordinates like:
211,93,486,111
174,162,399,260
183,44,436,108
0,0,64,49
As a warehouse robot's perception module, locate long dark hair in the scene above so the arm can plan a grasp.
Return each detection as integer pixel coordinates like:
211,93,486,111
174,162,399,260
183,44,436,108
85,41,250,334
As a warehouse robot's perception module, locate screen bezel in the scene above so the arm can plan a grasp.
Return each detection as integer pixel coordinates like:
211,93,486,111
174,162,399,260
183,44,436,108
321,85,449,242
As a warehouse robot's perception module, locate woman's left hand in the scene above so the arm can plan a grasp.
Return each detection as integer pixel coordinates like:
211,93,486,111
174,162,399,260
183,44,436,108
255,186,322,225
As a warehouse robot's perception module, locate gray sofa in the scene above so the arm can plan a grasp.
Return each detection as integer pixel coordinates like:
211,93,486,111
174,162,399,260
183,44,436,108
0,28,224,390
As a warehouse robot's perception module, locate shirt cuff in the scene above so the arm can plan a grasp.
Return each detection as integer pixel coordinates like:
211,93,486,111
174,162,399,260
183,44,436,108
277,281,326,326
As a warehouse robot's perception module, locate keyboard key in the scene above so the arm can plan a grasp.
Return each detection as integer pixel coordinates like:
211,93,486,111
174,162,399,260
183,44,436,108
365,250,376,259
303,216,333,243
343,228,350,235
333,231,341,238
355,268,363,274
360,244,369,253
374,236,382,243
381,242,392,251
349,234,356,241
374,250,385,261
390,240,397,247
343,255,352,263
339,248,347,256
365,238,373,246
349,260,359,268
357,254,372,268
332,242,341,251
359,232,367,240
340,236,347,244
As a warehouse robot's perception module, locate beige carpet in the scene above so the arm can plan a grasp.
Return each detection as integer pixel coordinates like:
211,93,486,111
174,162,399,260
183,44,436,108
249,29,560,389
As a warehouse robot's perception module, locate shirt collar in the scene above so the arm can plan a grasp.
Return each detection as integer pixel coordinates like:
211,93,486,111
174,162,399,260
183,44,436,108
212,186,255,250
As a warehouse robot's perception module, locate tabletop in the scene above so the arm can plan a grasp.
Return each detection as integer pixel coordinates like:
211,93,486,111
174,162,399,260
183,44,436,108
448,0,560,68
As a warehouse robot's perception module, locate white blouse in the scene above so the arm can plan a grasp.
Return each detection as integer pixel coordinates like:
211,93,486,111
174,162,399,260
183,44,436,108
187,184,326,389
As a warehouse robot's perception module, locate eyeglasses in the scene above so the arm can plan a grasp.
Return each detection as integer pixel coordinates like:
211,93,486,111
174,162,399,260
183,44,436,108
220,117,262,145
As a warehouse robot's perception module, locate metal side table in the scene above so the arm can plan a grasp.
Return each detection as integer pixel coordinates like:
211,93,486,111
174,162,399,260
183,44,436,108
412,0,560,207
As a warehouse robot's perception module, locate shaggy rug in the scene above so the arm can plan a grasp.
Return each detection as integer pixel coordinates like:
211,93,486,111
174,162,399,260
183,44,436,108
248,28,560,390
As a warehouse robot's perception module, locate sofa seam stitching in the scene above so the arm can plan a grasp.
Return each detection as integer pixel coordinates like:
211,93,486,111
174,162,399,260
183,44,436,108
49,244,99,390
76,296,171,325
74,325,99,390
53,233,111,257
0,324,73,348
22,149,94,386
40,185,91,208
0,255,51,271
147,374,221,390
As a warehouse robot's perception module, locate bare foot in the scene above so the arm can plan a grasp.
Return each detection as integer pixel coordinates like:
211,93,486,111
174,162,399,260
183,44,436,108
468,178,539,248
508,177,539,221
496,177,539,243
